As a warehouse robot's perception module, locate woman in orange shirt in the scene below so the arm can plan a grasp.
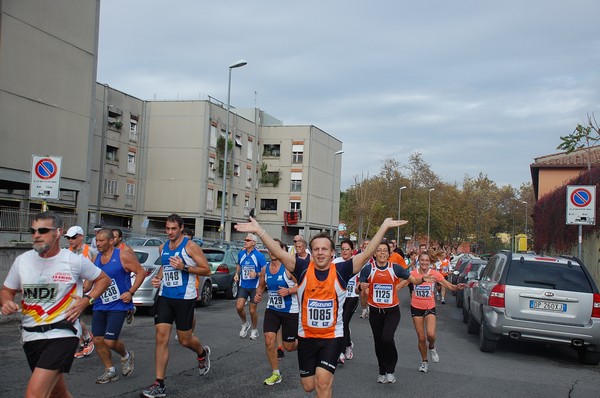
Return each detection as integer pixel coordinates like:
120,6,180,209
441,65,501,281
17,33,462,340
399,251,465,373
359,242,430,384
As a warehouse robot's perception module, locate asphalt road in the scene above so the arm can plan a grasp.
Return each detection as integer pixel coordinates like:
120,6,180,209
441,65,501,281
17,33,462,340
1,290,600,397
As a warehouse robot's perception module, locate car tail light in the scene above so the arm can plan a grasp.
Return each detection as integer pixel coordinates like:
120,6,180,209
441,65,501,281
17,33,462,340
216,264,229,273
489,284,505,308
592,293,600,318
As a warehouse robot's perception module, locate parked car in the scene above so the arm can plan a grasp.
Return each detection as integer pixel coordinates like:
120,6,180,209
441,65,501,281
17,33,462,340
130,246,212,312
125,237,164,247
466,251,600,364
462,264,487,324
455,259,487,308
203,247,240,299
450,255,480,291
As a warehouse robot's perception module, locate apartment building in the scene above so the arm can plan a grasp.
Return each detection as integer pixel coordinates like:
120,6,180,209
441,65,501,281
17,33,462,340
0,0,344,245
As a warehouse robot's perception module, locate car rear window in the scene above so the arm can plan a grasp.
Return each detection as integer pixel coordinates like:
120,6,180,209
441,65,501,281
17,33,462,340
204,250,225,262
135,252,149,263
506,260,593,293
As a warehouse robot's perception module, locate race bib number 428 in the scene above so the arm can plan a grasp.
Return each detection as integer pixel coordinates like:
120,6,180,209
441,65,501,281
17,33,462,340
307,299,334,328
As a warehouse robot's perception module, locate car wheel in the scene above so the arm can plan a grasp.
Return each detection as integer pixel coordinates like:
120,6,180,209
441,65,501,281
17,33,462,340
578,347,600,365
478,319,497,353
467,310,479,335
456,292,463,308
225,279,238,300
197,281,212,307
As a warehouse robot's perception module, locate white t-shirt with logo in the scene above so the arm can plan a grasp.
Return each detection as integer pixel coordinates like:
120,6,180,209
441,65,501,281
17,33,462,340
3,249,101,342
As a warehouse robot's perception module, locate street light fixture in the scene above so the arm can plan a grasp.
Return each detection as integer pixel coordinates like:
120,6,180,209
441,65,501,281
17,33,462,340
397,186,407,243
427,188,435,248
220,59,247,245
329,150,344,238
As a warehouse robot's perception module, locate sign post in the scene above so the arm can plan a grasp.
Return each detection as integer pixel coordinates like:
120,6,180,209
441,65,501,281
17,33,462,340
30,155,62,210
566,185,596,259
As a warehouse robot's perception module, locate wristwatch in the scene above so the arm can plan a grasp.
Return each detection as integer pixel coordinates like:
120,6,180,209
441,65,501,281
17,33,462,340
84,294,95,305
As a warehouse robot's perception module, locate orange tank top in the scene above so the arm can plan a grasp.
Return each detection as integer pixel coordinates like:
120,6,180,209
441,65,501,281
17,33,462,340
297,261,345,338
367,262,400,308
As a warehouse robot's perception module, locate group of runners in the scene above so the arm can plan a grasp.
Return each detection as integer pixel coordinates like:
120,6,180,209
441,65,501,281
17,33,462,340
1,211,465,398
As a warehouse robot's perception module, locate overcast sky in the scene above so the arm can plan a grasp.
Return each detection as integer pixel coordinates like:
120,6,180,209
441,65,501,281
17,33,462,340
97,0,600,190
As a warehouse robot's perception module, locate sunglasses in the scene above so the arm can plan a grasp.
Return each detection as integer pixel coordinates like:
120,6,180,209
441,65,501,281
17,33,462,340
30,227,58,235
66,235,80,240
244,239,254,242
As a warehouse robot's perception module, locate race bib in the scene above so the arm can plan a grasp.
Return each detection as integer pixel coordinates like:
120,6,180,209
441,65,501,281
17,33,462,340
242,265,255,280
307,299,334,328
100,279,121,304
268,291,285,309
346,279,355,295
414,284,432,298
373,283,393,304
163,270,183,287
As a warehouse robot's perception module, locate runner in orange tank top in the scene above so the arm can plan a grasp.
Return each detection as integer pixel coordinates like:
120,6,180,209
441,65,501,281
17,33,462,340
236,217,409,398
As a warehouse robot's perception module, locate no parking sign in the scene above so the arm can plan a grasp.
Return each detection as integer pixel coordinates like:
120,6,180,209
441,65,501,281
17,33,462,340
30,155,62,200
566,185,596,225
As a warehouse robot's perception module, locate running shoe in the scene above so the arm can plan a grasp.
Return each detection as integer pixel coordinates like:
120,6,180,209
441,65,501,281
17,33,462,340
360,308,368,318
198,346,211,376
430,348,439,363
385,373,396,383
338,352,345,365
441,299,446,305
142,381,166,398
277,347,285,359
239,322,251,338
419,361,429,373
121,350,135,376
249,328,259,340
344,342,354,360
75,334,95,358
96,368,119,384
126,307,136,324
263,372,282,385
377,374,387,383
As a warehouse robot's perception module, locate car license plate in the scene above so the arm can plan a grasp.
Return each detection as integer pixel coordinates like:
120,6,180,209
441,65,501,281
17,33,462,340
529,300,566,312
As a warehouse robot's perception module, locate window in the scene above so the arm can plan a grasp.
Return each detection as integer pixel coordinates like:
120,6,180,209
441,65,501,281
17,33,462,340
127,152,136,174
260,199,278,211
206,188,214,211
292,144,304,163
232,193,238,206
210,125,217,148
245,168,252,188
104,179,118,196
235,135,242,148
247,138,253,160
129,119,138,142
106,145,119,162
126,182,135,197
217,190,225,208
290,201,301,212
263,144,280,157
290,171,302,192
234,164,240,177
208,159,216,179
108,108,122,130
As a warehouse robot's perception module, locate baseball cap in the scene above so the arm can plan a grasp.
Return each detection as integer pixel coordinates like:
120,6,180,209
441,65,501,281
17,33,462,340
64,226,84,238
93,224,102,232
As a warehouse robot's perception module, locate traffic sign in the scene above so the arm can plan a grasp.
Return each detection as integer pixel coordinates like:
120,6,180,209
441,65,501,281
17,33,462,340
566,185,596,225
30,155,62,200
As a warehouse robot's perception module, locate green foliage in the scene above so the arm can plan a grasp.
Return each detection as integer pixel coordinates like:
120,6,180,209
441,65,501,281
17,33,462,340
216,136,234,177
258,162,280,187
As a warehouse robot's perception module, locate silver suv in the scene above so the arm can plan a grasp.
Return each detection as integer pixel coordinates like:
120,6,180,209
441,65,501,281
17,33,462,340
467,251,600,364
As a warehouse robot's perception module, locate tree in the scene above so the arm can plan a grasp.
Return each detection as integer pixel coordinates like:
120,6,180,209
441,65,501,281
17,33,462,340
557,113,600,171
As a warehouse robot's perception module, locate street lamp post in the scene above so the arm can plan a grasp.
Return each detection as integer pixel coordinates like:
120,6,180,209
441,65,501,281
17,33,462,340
220,59,247,246
522,201,528,234
397,186,407,243
427,188,435,248
329,150,344,239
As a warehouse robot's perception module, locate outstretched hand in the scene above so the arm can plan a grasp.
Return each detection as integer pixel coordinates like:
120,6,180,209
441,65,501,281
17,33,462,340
234,217,260,234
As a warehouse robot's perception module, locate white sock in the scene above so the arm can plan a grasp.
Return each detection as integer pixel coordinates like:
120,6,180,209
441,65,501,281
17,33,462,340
108,366,116,373
122,351,130,360
273,369,280,375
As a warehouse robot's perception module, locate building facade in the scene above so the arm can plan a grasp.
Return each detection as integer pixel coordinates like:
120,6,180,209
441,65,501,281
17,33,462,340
0,1,344,246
